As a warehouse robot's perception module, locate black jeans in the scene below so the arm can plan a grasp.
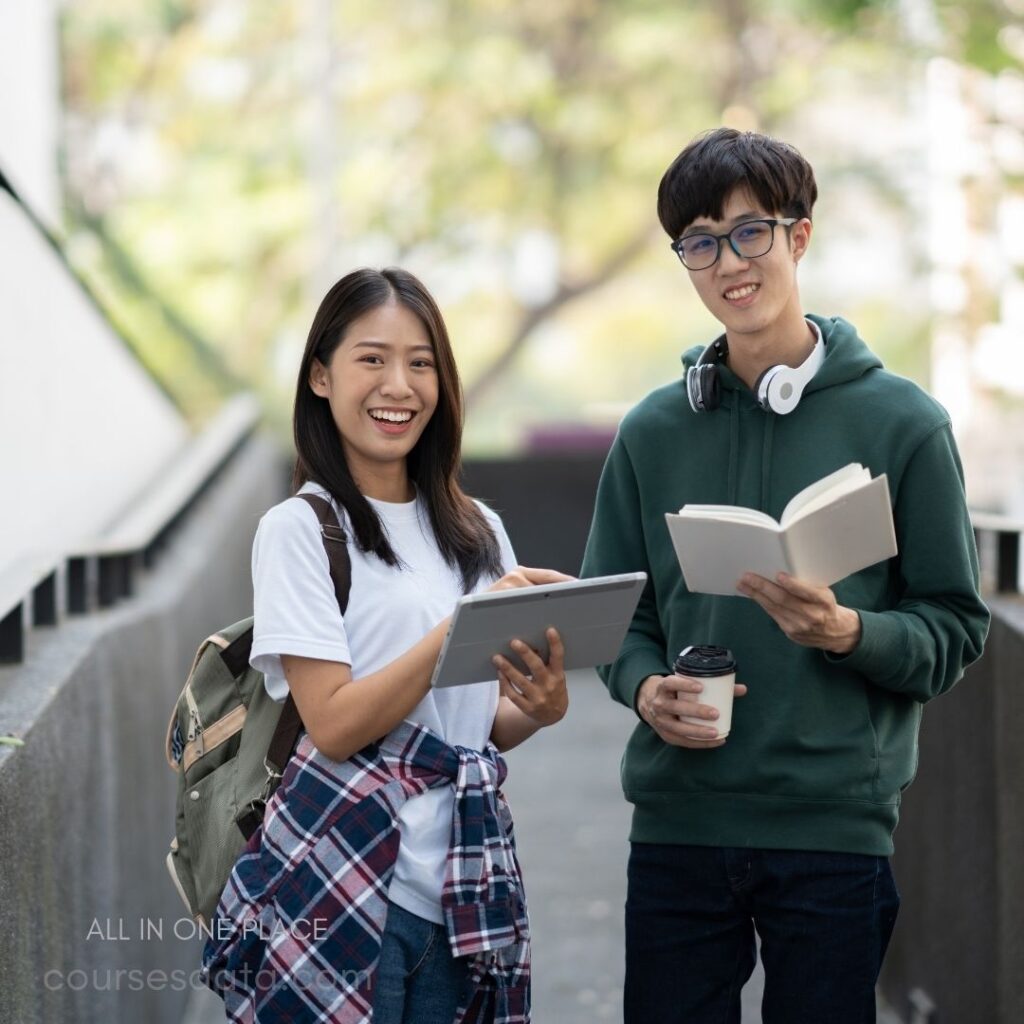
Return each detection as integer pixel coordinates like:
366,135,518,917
624,843,900,1024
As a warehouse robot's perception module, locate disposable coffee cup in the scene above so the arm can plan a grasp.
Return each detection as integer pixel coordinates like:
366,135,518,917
672,645,737,739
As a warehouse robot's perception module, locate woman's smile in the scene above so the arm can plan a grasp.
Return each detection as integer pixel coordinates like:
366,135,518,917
367,406,418,436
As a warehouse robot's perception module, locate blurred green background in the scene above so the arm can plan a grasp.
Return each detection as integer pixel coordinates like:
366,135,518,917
55,0,1024,510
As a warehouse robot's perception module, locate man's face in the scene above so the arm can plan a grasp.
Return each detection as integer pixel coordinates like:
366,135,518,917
680,188,811,341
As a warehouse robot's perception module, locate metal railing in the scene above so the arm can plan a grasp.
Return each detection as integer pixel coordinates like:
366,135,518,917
5,440,1021,655
0,554,62,664
972,511,1023,595
0,394,261,664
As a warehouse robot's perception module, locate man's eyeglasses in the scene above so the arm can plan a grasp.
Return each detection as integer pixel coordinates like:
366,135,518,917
670,218,799,271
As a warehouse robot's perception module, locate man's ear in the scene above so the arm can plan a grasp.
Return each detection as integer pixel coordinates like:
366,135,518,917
791,218,812,263
309,358,330,398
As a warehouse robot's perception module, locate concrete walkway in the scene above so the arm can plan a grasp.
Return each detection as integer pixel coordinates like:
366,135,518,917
182,670,904,1023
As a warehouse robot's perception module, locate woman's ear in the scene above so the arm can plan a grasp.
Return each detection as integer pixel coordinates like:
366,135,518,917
309,358,330,398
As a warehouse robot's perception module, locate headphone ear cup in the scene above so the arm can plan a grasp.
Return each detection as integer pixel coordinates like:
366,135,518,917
686,365,702,413
754,365,777,411
758,365,804,415
754,333,825,414
703,365,721,411
688,363,721,413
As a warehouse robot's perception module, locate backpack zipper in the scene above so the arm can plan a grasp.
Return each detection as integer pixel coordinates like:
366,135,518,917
184,684,204,757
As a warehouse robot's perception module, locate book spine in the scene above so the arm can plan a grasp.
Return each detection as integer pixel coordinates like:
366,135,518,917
779,529,798,577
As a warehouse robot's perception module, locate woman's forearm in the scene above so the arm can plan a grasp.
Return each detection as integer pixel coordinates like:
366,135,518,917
283,617,450,761
489,696,545,752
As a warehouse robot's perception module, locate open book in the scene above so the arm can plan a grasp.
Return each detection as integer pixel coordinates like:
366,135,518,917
664,463,898,596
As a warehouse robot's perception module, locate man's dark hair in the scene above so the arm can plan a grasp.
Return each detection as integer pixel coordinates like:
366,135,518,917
657,128,818,240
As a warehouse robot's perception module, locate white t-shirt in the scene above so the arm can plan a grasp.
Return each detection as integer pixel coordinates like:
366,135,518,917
249,481,516,924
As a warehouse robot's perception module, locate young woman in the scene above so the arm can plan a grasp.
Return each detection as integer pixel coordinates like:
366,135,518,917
202,267,570,1024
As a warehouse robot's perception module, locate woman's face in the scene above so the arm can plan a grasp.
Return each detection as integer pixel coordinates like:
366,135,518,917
309,300,439,488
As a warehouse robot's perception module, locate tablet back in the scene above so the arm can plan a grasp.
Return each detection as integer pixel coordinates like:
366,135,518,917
431,572,647,688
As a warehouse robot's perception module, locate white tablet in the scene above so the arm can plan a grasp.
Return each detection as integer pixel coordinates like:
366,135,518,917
430,572,647,688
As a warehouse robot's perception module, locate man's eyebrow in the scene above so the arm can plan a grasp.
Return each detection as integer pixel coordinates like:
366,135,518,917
684,211,763,234
351,340,434,352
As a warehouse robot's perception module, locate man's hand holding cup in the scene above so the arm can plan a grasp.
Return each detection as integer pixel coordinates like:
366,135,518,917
637,646,747,749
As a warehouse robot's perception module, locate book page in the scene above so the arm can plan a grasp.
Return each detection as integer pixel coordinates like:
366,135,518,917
679,504,780,529
783,474,897,586
666,513,790,596
779,463,867,527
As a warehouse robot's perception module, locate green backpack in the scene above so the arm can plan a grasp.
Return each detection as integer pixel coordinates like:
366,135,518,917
164,493,350,925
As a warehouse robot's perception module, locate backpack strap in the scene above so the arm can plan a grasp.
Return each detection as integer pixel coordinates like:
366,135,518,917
266,492,352,776
296,492,352,616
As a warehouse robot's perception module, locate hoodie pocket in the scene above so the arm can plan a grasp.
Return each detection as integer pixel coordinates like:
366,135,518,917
863,685,881,799
759,669,881,802
866,687,921,798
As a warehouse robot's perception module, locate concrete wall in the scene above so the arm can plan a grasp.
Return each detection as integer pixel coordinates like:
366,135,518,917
879,596,1024,1024
0,436,287,1024
0,0,60,227
463,453,607,575
0,188,189,563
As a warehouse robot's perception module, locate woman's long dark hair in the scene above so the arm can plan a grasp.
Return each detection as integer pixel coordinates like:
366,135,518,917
292,267,502,592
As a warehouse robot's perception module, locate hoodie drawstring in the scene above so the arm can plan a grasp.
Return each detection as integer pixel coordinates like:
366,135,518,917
728,397,739,506
761,412,775,512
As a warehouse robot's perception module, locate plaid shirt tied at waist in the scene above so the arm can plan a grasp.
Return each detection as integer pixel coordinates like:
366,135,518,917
201,720,531,1023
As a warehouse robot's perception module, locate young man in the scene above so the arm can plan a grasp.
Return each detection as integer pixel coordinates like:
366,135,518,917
580,128,990,1024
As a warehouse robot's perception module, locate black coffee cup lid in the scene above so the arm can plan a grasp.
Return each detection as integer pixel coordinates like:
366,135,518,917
673,645,736,677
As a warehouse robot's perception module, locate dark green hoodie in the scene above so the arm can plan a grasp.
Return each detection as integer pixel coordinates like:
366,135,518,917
580,315,989,855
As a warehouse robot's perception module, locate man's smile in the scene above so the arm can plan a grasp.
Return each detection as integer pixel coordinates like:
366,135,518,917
722,282,761,307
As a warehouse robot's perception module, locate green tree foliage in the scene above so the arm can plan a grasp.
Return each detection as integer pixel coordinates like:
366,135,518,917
59,0,1024,447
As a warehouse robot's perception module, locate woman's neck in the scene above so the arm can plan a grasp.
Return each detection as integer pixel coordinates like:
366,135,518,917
352,463,415,503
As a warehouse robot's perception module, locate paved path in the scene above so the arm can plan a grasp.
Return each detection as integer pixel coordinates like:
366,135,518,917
181,671,908,1021
183,671,813,1023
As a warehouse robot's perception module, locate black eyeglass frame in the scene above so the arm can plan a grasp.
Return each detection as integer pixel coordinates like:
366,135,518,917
670,217,801,271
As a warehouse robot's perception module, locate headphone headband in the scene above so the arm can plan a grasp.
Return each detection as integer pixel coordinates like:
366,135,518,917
696,334,728,367
686,323,824,416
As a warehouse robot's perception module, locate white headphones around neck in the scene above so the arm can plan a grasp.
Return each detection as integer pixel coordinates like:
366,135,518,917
686,326,825,416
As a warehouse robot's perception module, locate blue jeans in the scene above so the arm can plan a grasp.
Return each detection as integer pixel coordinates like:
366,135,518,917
371,902,469,1024
625,843,900,1024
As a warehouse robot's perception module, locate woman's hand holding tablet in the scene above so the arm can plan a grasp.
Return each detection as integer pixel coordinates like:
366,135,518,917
492,627,568,726
486,565,577,592
431,571,648,689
